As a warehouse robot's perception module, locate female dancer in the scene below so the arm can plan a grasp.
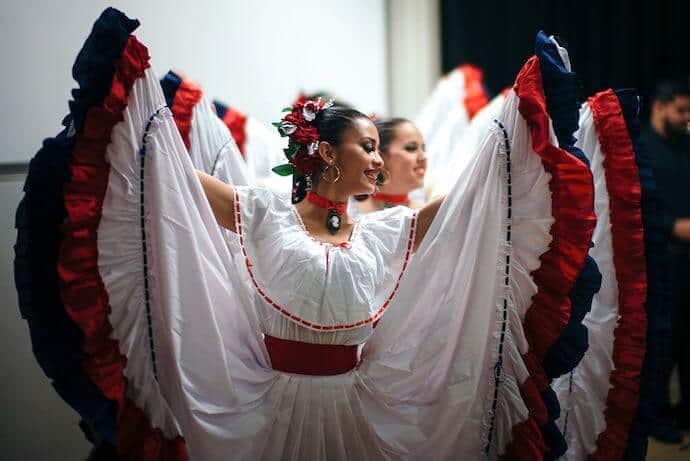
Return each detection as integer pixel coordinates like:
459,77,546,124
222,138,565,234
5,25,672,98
16,8,596,460
353,118,427,214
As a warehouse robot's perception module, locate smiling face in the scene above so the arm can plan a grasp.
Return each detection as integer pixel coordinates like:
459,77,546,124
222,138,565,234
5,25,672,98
320,117,384,197
379,121,426,194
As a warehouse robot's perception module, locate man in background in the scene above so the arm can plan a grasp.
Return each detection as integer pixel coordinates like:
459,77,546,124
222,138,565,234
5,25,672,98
642,79,690,443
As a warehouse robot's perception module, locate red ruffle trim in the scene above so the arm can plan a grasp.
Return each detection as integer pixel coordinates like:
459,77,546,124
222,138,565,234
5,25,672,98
58,36,188,460
501,56,596,460
459,64,489,120
501,416,546,461
588,90,647,461
171,78,203,150
221,106,248,158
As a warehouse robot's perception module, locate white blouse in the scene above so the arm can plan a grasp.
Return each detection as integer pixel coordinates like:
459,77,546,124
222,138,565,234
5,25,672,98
227,187,416,345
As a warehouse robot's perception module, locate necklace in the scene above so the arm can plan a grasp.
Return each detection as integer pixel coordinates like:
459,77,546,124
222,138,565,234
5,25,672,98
370,192,409,208
305,191,347,235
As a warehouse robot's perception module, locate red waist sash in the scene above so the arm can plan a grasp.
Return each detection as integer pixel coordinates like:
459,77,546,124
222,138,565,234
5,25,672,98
264,335,359,376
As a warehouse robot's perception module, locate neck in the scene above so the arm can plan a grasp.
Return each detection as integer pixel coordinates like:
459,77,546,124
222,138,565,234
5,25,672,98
299,186,350,224
306,191,347,210
311,181,350,204
371,191,409,206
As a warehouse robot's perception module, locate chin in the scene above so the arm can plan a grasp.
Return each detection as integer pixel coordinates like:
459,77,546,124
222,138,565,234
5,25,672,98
357,182,376,196
411,178,425,190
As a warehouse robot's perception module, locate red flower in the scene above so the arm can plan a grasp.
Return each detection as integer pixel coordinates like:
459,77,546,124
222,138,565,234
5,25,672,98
278,99,330,152
282,110,303,126
289,151,322,175
293,125,319,145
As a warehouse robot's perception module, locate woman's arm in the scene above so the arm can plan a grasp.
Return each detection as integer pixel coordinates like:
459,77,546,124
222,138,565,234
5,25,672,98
414,195,444,251
196,170,236,232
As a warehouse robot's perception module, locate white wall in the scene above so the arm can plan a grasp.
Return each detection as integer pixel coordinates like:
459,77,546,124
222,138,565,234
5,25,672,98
388,0,441,119
0,0,389,165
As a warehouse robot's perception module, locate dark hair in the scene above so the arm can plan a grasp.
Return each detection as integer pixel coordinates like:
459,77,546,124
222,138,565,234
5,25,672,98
313,105,369,146
651,80,690,104
374,117,412,154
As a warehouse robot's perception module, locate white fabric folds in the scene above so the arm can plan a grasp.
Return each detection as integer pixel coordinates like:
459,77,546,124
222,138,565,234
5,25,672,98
94,59,561,459
189,93,251,186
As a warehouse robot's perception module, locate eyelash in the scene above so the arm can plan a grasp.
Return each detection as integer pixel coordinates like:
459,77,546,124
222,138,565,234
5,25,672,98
364,144,375,153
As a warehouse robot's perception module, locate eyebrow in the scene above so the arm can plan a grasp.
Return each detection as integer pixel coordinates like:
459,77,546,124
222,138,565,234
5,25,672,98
361,137,377,144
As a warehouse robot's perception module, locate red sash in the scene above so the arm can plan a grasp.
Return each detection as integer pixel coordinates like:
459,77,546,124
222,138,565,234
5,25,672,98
264,335,359,376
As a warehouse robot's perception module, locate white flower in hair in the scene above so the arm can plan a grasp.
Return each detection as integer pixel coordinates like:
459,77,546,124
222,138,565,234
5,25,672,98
281,121,297,135
307,141,320,156
303,101,318,121
302,98,334,122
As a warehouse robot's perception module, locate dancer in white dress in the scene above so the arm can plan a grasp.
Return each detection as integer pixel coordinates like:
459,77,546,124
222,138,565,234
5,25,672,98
352,118,427,215
17,9,599,460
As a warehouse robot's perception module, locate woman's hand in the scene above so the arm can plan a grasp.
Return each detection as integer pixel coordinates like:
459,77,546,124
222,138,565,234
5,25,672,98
196,170,236,232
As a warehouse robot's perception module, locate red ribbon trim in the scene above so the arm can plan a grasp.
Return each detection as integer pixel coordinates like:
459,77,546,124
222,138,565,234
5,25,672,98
588,89,647,461
171,78,203,150
58,36,188,459
501,55,596,460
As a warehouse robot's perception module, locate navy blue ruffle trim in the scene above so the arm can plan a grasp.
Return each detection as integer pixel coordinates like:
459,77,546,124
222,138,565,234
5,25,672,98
160,70,183,108
616,90,674,461
543,255,602,378
533,30,603,461
13,7,140,454
212,100,229,120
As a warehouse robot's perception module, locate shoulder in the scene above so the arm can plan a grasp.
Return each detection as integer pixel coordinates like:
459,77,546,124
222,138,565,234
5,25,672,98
234,186,293,230
357,206,417,249
235,185,289,207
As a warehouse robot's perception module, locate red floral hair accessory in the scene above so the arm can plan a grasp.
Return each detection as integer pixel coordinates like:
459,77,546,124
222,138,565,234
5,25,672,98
272,98,334,178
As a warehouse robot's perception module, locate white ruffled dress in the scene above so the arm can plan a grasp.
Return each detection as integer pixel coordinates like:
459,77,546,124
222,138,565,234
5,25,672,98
53,16,596,461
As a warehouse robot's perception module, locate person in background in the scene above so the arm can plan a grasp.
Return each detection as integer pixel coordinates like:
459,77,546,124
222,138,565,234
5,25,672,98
642,79,690,443
353,118,427,214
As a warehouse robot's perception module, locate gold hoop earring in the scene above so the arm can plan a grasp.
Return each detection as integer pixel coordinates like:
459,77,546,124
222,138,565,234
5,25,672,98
378,169,391,186
375,169,390,189
321,164,341,183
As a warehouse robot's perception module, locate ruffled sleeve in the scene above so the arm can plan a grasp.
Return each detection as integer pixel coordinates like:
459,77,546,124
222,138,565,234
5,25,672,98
28,9,269,459
619,89,675,461
358,33,596,460
552,89,647,460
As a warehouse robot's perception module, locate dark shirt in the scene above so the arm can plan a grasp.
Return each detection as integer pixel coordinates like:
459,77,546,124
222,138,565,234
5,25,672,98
641,127,690,255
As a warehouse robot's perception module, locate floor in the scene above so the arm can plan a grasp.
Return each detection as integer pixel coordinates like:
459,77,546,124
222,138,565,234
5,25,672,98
647,370,688,460
647,431,690,460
